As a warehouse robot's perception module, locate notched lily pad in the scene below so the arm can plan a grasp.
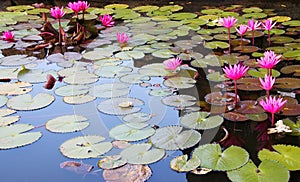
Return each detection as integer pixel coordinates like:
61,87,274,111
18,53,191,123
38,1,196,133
46,115,89,133
98,155,127,169
275,78,300,90
0,82,32,95
162,95,196,108
163,76,196,89
180,111,223,129
170,155,201,172
109,124,155,141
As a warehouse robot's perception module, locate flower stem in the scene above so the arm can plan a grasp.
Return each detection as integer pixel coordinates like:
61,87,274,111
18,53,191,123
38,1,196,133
268,30,271,47
58,19,61,45
252,30,254,46
268,68,272,76
234,80,237,105
76,13,79,33
228,28,231,54
271,113,274,126
266,90,270,97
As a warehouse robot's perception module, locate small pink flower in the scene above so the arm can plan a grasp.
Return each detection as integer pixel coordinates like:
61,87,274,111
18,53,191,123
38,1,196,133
247,19,261,31
257,50,281,69
163,57,182,71
222,64,249,81
116,32,129,44
50,6,66,19
78,1,90,12
100,14,115,27
67,2,81,14
219,16,237,29
259,74,275,91
2,31,14,41
235,25,248,36
259,96,287,114
262,19,276,31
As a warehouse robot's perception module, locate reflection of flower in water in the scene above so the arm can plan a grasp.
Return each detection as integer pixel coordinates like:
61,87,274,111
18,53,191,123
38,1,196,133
255,122,273,151
219,127,246,148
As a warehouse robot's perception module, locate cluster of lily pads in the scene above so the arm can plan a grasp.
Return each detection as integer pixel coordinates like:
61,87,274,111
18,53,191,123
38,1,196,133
0,2,300,182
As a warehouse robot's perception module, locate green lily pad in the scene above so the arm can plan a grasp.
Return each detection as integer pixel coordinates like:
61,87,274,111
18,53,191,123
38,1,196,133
119,73,150,84
98,155,127,169
191,55,220,68
283,50,300,59
0,96,8,108
247,68,280,78
271,16,291,22
271,36,294,44
138,63,175,77
159,5,183,12
207,72,228,82
105,4,129,9
120,143,165,164
122,112,152,123
264,29,285,35
150,126,201,150
244,31,264,38
152,49,177,58
63,94,96,105
0,55,37,67
97,97,144,115
46,115,89,133
89,83,130,98
170,12,197,20
0,108,19,126
192,143,249,171
109,124,155,141
163,76,196,89
94,65,133,78
227,159,290,182
55,85,89,97
6,5,34,11
266,46,293,54
242,7,263,13
133,5,159,12
149,88,174,97
204,41,230,49
161,95,196,108
201,8,223,15
213,34,237,41
0,82,32,96
242,12,267,19
17,68,57,83
282,118,300,136
258,144,300,171
0,124,42,149
245,113,268,122
170,154,201,172
59,135,112,159
180,111,223,130
282,20,300,27
7,93,55,111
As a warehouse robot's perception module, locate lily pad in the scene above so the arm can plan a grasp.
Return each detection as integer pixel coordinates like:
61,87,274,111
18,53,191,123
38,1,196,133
283,50,300,59
161,95,196,108
46,115,89,133
0,95,8,107
180,111,223,130
282,118,300,136
235,100,265,114
152,49,177,58
192,143,249,171
204,41,230,49
0,55,37,67
7,93,55,111
245,113,268,122
150,126,201,150
282,20,300,26
163,76,196,89
0,82,32,95
109,124,155,141
119,73,150,84
138,63,175,77
227,159,290,182
258,144,300,171
204,92,237,106
170,154,201,172
55,85,89,97
89,83,130,98
94,65,132,78
63,94,96,105
275,78,300,90
207,72,228,82
281,104,300,116
122,112,152,123
0,124,42,149
0,108,19,126
120,143,165,164
59,135,112,159
270,36,294,44
97,97,144,115
280,65,300,76
149,88,174,97
223,112,248,122
98,155,127,169
234,46,259,53
18,69,57,83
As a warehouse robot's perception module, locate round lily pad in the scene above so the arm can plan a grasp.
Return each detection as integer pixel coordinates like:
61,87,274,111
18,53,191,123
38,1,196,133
162,95,196,108
204,41,230,49
258,144,300,171
271,36,294,44
46,115,89,133
7,93,55,111
122,112,152,123
94,65,133,78
55,85,89,97
170,154,201,172
97,97,144,115
138,63,176,77
18,69,57,83
0,108,19,126
89,83,130,98
63,94,96,105
0,124,42,149
0,55,37,67
204,92,237,106
119,73,151,84
223,112,248,122
149,88,174,97
109,124,155,141
227,159,290,182
163,76,196,89
120,143,165,164
98,155,127,169
0,95,8,108
192,143,249,171
282,20,300,26
245,113,268,122
237,78,263,91
281,104,300,116
180,111,223,130
235,100,265,114
150,126,201,150
59,135,112,159
275,78,300,90
0,82,32,95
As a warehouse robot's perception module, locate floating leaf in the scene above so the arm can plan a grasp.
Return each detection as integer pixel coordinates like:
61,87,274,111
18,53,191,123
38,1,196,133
204,92,237,106
109,124,155,141
94,65,132,78
258,144,300,170
0,55,37,66
227,159,290,182
242,12,267,19
162,95,196,107
7,93,55,111
46,115,89,133
237,78,263,91
0,95,8,107
59,135,112,159
271,16,291,22
282,118,300,136
97,97,144,115
122,112,152,123
0,108,19,126
281,103,300,116
275,78,300,90
207,72,228,82
133,5,159,12
18,69,57,83
0,82,32,96
204,41,229,49
102,164,152,182
149,88,174,97
150,126,201,150
55,85,89,97
245,113,268,122
280,65,300,76
180,111,223,130
242,7,263,13
170,12,197,20
138,63,175,77
248,68,280,78
0,124,42,149
121,143,165,164
170,155,201,172
89,83,130,98
270,36,294,44
192,143,249,171
60,160,94,174
282,20,300,26
235,100,265,114
119,73,150,84
234,46,259,53
152,49,176,58
223,112,248,122
163,77,196,89
63,94,96,105
98,155,127,169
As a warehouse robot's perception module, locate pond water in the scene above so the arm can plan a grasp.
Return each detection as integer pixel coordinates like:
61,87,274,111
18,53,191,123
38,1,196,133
0,1,299,182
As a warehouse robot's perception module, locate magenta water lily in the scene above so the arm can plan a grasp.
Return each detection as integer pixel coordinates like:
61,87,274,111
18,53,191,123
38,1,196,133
259,74,276,97
219,16,237,53
247,19,261,46
235,25,248,47
257,50,281,76
163,57,182,72
262,19,276,46
116,32,129,47
100,14,115,27
259,96,287,126
223,63,249,105
50,6,66,45
1,31,14,41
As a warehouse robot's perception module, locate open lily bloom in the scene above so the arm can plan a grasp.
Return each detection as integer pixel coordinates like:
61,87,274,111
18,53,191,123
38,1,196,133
2,31,14,41
78,1,90,12
219,16,237,28
116,32,129,44
259,74,275,91
262,19,276,31
222,64,249,81
235,25,248,36
247,19,261,31
163,57,182,71
67,1,81,14
100,14,115,27
257,50,281,69
50,6,66,19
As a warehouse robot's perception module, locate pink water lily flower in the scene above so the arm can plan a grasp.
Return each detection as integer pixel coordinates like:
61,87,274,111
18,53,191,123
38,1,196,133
248,19,261,46
68,1,81,14
78,1,90,12
262,19,276,31
219,16,237,28
259,74,276,96
100,14,115,27
163,57,182,71
50,6,66,19
259,96,287,126
257,50,281,75
223,63,249,105
235,25,248,36
116,32,129,44
2,31,14,41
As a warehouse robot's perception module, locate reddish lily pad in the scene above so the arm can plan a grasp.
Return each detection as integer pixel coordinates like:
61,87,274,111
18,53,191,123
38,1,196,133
204,92,238,106
235,100,265,114
237,77,263,91
233,46,259,53
223,112,248,122
245,113,268,122
280,65,300,76
275,78,300,90
280,104,300,116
